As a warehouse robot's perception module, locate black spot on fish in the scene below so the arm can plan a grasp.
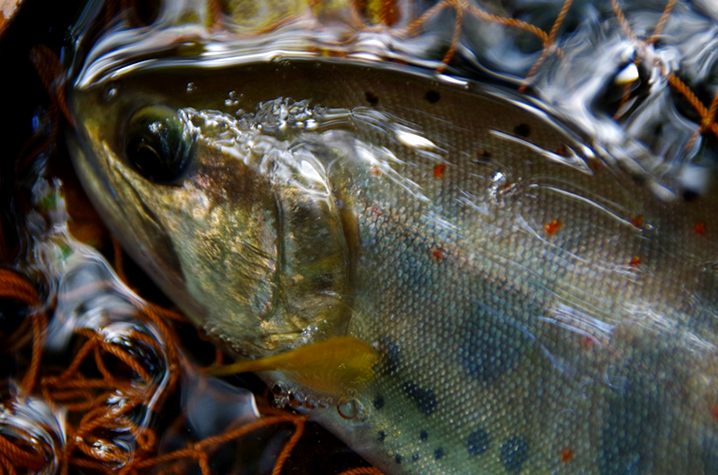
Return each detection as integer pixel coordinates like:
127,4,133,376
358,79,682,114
513,123,531,138
434,448,445,460
401,381,436,416
378,431,386,443
476,150,492,161
365,91,379,106
458,299,529,383
373,395,385,410
420,431,429,442
467,428,491,456
597,352,672,475
376,338,401,376
395,454,403,464
630,173,646,185
412,454,419,462
500,436,529,473
425,90,440,104
682,188,701,202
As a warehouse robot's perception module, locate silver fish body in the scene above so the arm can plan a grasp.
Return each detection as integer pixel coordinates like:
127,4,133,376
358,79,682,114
68,59,718,474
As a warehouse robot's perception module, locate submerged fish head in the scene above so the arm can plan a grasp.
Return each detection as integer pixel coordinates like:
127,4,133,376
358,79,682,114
69,86,352,356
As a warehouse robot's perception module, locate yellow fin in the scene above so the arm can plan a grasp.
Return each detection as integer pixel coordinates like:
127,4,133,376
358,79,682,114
208,336,378,394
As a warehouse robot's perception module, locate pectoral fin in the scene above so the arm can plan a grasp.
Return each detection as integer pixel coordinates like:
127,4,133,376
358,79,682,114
208,336,378,394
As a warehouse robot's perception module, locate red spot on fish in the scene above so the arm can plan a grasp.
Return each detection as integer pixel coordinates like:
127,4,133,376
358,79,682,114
431,249,444,260
629,256,642,267
544,219,563,235
590,160,602,171
695,222,707,235
581,335,595,348
711,405,718,420
371,166,381,176
433,163,446,178
476,151,492,160
561,447,574,463
555,146,568,157
630,216,644,228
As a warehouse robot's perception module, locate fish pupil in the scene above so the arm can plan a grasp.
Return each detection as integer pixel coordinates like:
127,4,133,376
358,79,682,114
124,106,195,184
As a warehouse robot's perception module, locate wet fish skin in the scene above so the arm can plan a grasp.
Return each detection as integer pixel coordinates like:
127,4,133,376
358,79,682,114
68,60,718,474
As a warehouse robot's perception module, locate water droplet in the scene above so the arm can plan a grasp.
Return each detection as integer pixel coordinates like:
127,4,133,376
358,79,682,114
224,90,241,107
289,391,305,408
303,395,318,410
273,396,289,408
103,84,118,102
272,382,288,396
337,397,364,420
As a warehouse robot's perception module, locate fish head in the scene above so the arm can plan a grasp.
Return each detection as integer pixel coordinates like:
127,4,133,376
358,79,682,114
68,78,353,357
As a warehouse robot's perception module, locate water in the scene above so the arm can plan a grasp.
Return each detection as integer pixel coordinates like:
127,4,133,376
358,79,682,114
3,0,718,473
66,0,718,198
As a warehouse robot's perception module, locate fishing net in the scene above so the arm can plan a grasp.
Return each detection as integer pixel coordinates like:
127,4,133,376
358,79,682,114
1,0,717,473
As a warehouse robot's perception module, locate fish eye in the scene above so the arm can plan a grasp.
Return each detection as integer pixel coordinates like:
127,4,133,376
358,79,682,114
124,105,195,184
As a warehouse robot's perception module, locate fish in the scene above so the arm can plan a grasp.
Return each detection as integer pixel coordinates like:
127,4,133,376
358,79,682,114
66,58,718,474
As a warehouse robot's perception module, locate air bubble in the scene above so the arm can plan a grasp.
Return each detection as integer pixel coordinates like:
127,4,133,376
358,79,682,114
303,395,318,410
337,397,364,420
103,85,118,102
272,382,288,396
288,391,305,408
186,82,196,93
273,396,289,409
225,90,241,107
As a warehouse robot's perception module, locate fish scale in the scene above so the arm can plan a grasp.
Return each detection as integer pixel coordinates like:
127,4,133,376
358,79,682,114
68,59,718,474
